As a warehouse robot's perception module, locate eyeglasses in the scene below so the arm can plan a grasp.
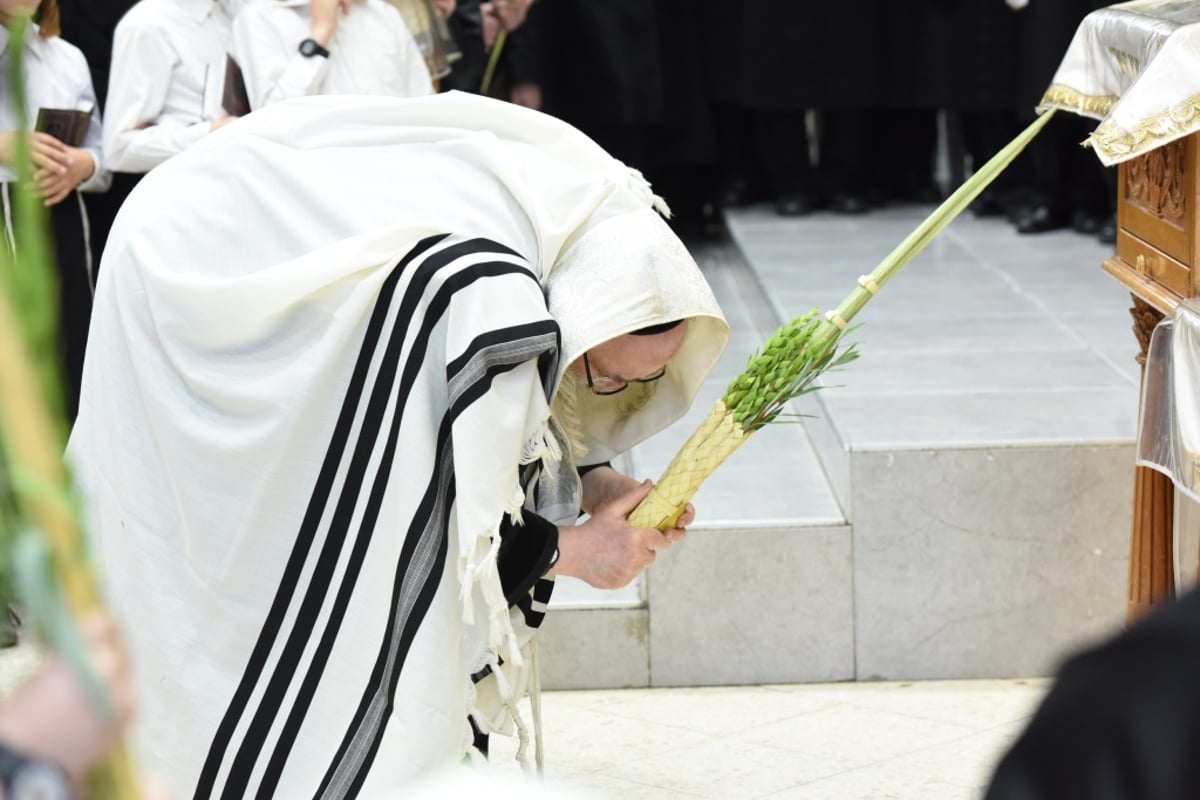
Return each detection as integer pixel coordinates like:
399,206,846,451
583,352,667,396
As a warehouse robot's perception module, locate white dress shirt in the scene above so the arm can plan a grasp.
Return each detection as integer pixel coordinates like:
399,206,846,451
230,0,433,110
105,0,245,173
0,23,111,191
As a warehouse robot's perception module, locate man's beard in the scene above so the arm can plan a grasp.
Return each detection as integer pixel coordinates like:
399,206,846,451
552,370,659,465
552,370,590,464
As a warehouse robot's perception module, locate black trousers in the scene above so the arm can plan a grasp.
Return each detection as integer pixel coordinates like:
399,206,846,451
2,183,93,421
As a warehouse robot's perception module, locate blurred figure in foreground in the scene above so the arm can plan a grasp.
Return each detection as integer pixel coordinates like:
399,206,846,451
0,614,137,797
986,588,1200,800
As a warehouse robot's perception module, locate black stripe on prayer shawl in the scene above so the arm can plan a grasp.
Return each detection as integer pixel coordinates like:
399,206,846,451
242,253,542,796
195,236,532,799
258,284,554,798
193,233,447,800
317,321,560,799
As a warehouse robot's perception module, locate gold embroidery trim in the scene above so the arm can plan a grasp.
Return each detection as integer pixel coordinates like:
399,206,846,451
1039,84,1119,118
1090,91,1200,162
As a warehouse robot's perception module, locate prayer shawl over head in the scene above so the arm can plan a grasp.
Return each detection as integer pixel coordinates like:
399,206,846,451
68,92,728,798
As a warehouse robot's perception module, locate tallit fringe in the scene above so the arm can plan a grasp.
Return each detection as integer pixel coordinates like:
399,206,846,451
520,421,563,467
506,485,526,527
530,637,545,776
458,533,522,667
458,421,563,773
510,694,534,775
626,167,673,219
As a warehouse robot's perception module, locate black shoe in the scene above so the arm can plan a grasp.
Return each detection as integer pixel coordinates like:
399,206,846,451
971,192,1006,217
1071,209,1103,235
775,194,814,216
1016,204,1070,234
1007,202,1033,225
1099,214,1117,245
907,183,943,204
718,178,768,208
830,193,870,215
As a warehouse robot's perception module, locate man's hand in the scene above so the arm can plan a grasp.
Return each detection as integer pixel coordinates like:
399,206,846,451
432,0,455,16
580,466,695,544
210,114,236,134
480,1,500,50
580,465,641,514
0,131,70,176
0,614,135,779
509,83,542,110
556,480,693,590
309,0,351,47
34,146,96,206
490,0,530,32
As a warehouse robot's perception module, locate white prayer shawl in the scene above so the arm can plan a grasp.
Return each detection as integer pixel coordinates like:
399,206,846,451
68,93,728,798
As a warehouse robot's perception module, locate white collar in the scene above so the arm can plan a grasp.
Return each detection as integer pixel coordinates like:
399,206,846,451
182,0,241,22
0,21,49,62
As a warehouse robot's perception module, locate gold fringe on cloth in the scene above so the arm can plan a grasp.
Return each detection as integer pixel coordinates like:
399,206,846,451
1089,91,1200,163
1038,83,1119,119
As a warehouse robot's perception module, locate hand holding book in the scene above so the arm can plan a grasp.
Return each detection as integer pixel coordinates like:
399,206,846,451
0,131,65,170
35,107,91,148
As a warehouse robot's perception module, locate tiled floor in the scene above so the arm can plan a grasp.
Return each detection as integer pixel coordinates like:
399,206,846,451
0,641,1050,799
487,678,1051,799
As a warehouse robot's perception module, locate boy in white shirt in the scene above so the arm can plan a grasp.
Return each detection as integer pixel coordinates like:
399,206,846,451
231,0,433,110
104,0,244,173
0,0,112,419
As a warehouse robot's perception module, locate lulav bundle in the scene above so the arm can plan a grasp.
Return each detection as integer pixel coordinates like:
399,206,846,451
629,110,1058,531
0,19,139,798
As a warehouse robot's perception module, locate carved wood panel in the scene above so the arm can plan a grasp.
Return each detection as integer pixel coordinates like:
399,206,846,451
1125,138,1187,225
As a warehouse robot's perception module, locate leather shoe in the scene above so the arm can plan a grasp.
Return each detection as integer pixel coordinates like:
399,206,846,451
1098,214,1117,245
775,194,814,216
971,192,1005,217
1016,204,1070,234
830,193,870,215
1071,209,1103,235
719,178,767,208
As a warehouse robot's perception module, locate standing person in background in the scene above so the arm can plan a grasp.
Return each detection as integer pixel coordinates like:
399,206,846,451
103,0,243,175
1011,0,1112,237
536,0,720,239
230,0,433,111
0,0,112,420
56,0,132,112
57,0,137,272
944,1,1028,218
440,0,528,95
382,0,457,88
867,1,942,209
703,2,885,217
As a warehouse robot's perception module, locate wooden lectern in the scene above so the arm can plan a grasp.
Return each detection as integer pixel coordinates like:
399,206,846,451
1040,2,1200,624
1104,136,1195,621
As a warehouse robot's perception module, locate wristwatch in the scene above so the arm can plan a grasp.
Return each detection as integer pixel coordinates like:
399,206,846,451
298,38,330,58
0,741,71,800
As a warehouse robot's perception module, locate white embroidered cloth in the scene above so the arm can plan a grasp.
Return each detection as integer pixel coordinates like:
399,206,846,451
1038,0,1200,164
1138,299,1200,503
